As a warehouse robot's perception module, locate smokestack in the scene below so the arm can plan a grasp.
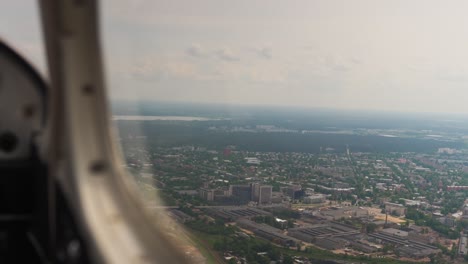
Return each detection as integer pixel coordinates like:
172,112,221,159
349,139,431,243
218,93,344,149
385,212,388,227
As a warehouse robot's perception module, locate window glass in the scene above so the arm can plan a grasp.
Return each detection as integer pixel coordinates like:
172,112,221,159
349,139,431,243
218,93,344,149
102,1,468,263
0,2,46,75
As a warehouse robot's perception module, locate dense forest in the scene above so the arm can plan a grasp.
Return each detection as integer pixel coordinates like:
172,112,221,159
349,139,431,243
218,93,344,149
116,121,463,154
112,101,468,133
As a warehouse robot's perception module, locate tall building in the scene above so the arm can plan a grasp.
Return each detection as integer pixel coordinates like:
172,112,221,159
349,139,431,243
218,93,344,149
258,185,272,205
199,188,214,201
281,185,302,200
229,185,251,203
251,183,261,201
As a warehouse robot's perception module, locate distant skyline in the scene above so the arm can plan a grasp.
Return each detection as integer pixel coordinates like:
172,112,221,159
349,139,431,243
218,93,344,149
3,1,468,114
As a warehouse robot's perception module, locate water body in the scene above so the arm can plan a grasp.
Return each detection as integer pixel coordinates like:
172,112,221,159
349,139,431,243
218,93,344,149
379,134,398,138
113,115,217,121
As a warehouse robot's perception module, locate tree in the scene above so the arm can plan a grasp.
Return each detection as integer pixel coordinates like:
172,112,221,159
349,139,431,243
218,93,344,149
283,255,293,264
366,223,377,233
382,244,393,254
267,248,280,261
403,220,410,228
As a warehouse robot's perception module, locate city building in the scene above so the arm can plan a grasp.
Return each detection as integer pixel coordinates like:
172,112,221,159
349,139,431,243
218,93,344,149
381,228,408,238
250,183,272,204
288,222,359,243
463,206,468,220
314,237,347,250
447,185,468,191
245,157,261,165
199,188,214,201
437,216,456,227
236,219,298,247
271,192,284,203
167,209,194,223
350,240,380,253
385,202,406,216
303,194,326,204
229,185,252,203
369,231,440,258
459,236,467,256
198,188,215,201
213,189,231,203
250,183,260,202
281,185,302,200
258,185,272,204
208,207,271,221
319,207,370,220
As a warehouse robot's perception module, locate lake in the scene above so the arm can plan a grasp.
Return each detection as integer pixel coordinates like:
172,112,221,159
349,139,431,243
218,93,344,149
112,115,217,121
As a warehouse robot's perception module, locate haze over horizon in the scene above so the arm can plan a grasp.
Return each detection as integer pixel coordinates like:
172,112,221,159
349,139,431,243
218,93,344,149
112,99,468,117
3,1,468,114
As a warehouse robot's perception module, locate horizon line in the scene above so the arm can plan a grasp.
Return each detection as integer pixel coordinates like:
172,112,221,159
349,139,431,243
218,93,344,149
110,99,468,117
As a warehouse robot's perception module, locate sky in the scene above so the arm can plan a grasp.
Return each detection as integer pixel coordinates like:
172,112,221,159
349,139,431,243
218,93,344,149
3,1,468,114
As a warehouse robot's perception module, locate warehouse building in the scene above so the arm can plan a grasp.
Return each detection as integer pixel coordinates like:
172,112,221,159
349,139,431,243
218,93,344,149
236,219,298,247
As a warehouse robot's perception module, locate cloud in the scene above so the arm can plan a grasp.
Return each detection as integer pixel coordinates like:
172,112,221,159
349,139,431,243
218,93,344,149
126,59,164,81
332,64,350,72
215,48,239,61
349,57,362,65
124,57,202,82
256,47,272,59
437,72,468,83
186,44,206,58
323,54,353,72
186,45,241,62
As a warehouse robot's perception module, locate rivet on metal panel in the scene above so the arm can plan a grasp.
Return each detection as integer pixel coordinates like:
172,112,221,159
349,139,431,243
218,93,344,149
0,131,18,153
66,239,82,260
89,160,107,174
82,84,94,95
60,28,75,38
23,104,36,119
73,0,86,7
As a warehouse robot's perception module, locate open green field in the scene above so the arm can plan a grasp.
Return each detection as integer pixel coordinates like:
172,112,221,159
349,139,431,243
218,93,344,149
187,227,418,264
186,230,225,264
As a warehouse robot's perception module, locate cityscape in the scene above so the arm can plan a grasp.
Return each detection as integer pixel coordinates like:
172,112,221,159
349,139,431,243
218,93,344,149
5,0,468,263
114,103,468,264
